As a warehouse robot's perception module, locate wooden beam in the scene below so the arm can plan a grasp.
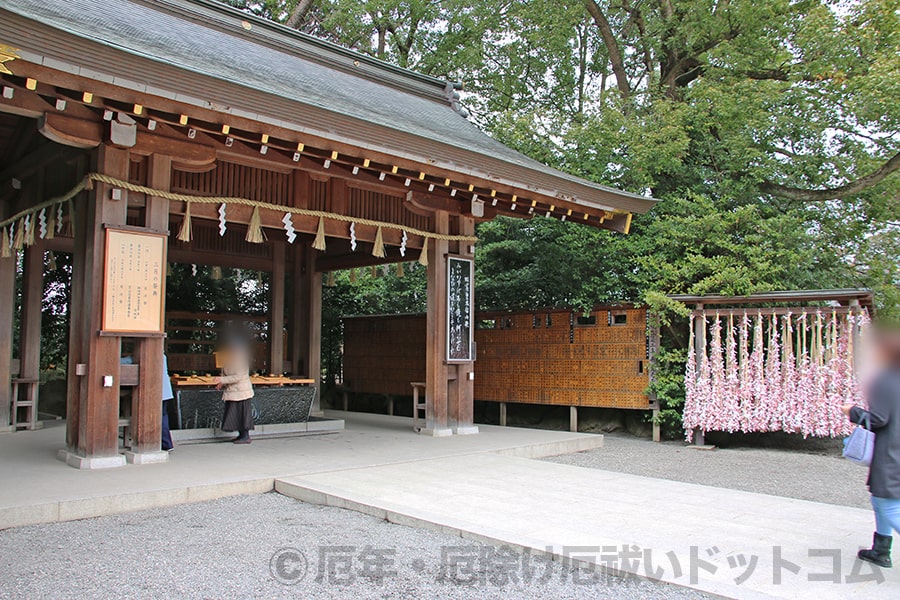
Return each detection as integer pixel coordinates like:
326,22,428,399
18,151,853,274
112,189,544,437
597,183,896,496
179,204,426,249
406,191,466,214
38,112,102,149
0,141,79,186
292,169,310,209
315,247,422,272
167,247,272,272
329,177,348,215
131,131,216,171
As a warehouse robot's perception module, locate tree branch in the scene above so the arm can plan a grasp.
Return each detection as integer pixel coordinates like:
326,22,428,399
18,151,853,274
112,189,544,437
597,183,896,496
582,0,631,99
285,0,315,29
760,151,900,201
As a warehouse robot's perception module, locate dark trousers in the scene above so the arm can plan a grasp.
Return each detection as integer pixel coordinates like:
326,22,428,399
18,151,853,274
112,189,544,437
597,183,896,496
162,399,174,450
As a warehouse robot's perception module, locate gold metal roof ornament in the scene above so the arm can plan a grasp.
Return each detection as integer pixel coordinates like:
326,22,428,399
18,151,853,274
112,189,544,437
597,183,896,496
0,45,21,75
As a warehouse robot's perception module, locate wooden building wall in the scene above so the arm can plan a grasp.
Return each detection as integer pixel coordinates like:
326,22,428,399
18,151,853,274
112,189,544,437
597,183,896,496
342,315,427,397
342,306,653,410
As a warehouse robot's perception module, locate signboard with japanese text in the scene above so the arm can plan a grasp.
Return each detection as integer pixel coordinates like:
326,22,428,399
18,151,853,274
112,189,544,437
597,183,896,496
102,228,167,335
446,255,474,362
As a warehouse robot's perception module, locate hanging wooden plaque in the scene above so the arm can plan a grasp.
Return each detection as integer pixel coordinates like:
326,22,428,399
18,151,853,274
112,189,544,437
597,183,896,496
101,227,167,335
446,255,474,362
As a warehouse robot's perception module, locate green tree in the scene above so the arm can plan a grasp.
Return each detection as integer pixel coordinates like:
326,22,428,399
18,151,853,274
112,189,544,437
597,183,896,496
235,0,900,432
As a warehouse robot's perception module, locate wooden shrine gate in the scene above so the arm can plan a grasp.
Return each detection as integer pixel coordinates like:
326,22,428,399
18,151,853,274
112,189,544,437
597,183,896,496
0,0,655,467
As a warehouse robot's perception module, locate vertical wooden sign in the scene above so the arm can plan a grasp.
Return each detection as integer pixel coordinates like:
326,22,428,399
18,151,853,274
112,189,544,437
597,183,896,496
446,255,474,362
102,228,167,335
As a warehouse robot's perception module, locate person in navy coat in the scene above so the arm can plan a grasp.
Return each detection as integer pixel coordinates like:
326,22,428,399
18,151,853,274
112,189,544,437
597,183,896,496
843,327,900,568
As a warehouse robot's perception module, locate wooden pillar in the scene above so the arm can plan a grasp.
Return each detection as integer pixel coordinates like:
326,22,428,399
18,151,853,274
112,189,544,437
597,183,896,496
19,244,44,383
269,242,286,375
127,154,169,462
424,210,451,436
0,220,14,432
62,145,129,469
65,186,87,450
449,215,477,434
289,245,309,376
306,249,322,413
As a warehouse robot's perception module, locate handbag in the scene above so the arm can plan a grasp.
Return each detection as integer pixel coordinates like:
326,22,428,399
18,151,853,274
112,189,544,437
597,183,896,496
843,413,875,467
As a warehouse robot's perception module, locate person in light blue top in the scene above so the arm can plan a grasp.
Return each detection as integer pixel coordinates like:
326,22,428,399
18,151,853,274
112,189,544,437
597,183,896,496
162,353,174,452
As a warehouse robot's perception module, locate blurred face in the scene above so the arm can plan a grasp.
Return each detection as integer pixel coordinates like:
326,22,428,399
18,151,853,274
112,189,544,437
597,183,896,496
873,327,900,369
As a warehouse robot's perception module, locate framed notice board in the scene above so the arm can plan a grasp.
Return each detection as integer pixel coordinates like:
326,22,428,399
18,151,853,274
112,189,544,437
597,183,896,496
102,227,167,335
446,255,474,362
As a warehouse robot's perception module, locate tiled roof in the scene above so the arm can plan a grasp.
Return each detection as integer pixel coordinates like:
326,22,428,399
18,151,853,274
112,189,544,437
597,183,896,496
1,0,656,214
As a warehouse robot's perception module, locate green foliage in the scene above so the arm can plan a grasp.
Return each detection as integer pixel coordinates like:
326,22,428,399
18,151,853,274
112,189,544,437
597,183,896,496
647,346,689,439
165,264,269,314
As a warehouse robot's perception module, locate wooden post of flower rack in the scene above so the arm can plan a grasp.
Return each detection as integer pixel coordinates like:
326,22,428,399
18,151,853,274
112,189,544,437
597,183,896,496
849,298,861,376
693,302,705,446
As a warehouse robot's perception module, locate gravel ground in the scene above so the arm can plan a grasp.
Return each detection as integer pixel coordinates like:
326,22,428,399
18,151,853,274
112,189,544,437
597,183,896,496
0,493,714,600
543,432,872,509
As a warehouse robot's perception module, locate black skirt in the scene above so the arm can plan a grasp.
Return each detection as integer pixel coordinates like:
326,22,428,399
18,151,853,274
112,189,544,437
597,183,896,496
222,399,254,432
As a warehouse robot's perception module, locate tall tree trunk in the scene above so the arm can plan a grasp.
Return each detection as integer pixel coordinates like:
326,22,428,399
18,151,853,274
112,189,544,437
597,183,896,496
582,0,630,100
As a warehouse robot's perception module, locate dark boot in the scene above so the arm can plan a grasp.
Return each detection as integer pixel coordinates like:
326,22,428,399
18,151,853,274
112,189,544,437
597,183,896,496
233,430,251,444
858,533,892,568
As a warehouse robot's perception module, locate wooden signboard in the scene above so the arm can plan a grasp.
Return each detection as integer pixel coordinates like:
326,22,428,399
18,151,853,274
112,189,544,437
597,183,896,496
446,255,474,362
102,227,167,335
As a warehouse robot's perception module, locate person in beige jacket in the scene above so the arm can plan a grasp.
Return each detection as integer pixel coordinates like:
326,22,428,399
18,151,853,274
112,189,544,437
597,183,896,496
216,330,255,444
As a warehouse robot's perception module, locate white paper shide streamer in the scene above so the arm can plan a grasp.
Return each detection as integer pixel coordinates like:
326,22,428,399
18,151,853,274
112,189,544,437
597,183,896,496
349,222,357,251
282,212,296,243
400,230,408,257
218,203,227,236
38,208,47,239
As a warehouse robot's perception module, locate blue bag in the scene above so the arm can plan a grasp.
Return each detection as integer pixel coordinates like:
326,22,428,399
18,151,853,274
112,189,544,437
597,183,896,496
843,413,875,467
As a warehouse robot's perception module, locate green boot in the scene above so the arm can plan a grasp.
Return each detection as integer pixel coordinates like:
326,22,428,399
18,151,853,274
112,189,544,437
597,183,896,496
858,533,892,568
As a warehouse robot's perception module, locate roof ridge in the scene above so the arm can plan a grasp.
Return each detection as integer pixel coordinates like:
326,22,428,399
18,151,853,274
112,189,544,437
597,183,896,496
147,0,461,105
